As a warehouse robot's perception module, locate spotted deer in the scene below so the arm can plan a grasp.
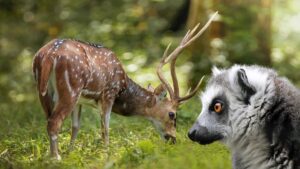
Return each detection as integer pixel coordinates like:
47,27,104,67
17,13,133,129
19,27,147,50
32,12,217,160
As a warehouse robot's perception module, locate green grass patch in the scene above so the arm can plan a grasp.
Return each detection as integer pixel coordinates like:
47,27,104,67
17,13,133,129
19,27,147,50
0,98,231,169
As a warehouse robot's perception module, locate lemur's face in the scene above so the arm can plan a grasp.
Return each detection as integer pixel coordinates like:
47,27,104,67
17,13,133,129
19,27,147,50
188,66,258,145
188,85,231,144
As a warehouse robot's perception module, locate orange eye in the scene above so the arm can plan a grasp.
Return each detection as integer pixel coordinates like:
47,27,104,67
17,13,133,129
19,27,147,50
214,103,223,113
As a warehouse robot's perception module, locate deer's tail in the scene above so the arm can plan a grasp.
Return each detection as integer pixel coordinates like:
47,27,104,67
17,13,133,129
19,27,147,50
33,39,58,118
33,39,57,97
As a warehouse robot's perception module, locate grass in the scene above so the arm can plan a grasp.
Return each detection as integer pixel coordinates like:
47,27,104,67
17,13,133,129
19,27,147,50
0,98,231,169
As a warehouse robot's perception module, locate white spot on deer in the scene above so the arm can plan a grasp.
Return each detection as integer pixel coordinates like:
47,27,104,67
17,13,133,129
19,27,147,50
51,135,58,141
80,60,83,64
122,80,125,83
64,70,75,97
75,55,78,60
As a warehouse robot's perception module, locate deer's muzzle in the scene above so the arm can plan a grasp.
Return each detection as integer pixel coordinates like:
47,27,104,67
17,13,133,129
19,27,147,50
164,134,176,144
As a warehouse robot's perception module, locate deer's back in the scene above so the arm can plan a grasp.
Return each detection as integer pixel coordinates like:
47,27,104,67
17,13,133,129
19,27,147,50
34,39,128,101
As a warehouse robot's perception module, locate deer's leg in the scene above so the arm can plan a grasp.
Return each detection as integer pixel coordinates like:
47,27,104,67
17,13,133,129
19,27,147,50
38,92,54,119
99,99,114,146
47,98,77,160
70,104,82,145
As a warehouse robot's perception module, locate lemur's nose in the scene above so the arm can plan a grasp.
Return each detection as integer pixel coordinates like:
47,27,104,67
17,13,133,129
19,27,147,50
188,122,201,141
188,129,197,141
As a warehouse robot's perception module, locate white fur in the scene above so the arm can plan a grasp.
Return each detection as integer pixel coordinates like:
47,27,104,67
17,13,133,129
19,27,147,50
212,66,222,76
64,70,75,97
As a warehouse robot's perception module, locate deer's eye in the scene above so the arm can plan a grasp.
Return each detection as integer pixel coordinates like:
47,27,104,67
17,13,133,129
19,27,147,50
214,102,223,113
168,112,175,120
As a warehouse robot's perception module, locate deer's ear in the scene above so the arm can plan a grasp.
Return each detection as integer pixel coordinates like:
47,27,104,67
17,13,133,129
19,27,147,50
147,96,156,107
147,83,155,92
154,84,167,100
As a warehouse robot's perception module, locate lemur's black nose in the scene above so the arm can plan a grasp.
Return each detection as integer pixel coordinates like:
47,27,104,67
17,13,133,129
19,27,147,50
188,129,197,141
188,122,201,141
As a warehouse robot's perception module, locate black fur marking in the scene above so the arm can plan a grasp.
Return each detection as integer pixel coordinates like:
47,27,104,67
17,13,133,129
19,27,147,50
74,39,104,48
237,69,256,104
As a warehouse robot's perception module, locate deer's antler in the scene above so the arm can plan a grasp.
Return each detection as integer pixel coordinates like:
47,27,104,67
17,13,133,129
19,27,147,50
157,11,218,104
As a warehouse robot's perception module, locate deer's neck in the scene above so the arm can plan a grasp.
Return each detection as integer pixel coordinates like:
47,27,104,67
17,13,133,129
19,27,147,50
112,78,154,117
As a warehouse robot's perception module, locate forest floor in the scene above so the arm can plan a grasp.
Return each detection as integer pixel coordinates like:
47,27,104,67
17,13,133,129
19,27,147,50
0,98,231,169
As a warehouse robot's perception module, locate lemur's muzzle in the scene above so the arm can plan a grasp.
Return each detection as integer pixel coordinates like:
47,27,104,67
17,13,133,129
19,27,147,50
188,122,223,145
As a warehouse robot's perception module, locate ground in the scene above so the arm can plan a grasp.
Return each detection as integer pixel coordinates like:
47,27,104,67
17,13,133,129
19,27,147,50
0,98,231,169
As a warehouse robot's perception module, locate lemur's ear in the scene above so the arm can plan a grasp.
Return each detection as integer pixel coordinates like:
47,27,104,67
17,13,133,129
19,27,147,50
212,66,221,76
237,69,256,104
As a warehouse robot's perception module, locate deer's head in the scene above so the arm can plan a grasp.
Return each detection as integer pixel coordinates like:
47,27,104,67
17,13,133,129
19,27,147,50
143,12,217,143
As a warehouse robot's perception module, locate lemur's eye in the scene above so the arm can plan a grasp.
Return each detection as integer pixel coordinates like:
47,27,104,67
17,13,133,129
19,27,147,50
214,102,223,113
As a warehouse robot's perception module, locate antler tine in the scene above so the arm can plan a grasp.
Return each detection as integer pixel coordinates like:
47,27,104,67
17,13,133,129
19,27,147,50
157,43,176,100
178,76,205,103
170,58,179,98
181,23,200,45
181,29,191,45
162,43,172,63
164,12,218,64
183,11,218,48
171,22,201,98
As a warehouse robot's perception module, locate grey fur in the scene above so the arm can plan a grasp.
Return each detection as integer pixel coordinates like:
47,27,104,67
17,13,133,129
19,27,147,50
188,65,300,169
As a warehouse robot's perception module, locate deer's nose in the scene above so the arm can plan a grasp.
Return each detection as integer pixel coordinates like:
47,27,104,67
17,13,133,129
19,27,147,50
164,134,176,144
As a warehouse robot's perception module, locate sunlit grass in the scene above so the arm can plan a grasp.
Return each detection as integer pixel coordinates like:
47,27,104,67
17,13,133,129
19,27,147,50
0,98,231,169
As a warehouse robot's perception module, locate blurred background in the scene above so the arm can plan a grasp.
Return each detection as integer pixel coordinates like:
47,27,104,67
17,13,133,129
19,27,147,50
0,0,300,168
0,0,299,106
